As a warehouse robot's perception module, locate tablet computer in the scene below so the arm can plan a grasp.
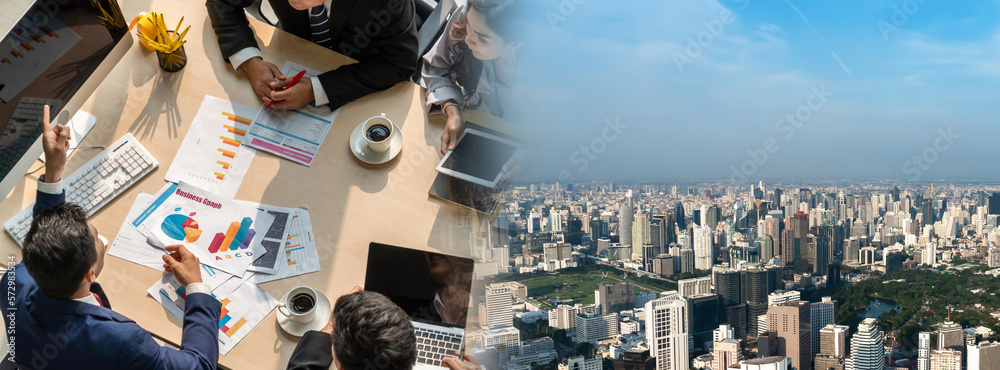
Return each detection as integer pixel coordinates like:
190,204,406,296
435,128,521,188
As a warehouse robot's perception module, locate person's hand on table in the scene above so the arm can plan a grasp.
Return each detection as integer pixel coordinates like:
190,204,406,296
442,352,480,370
320,286,363,335
41,105,71,182
242,57,285,104
162,245,203,286
269,77,314,110
440,102,465,155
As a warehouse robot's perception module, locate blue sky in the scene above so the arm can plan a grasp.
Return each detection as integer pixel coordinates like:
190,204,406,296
515,0,1000,182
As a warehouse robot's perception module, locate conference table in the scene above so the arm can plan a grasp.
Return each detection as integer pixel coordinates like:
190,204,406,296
0,0,501,368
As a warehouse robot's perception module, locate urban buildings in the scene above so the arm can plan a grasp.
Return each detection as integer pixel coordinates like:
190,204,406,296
766,301,811,370
845,318,885,370
645,296,689,370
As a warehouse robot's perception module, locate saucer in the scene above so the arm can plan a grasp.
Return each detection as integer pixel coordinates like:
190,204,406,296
277,289,333,338
350,121,402,164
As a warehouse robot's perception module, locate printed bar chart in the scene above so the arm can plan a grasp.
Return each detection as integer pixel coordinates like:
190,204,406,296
219,298,249,337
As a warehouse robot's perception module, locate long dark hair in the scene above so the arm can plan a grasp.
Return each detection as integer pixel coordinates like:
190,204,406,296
449,0,520,101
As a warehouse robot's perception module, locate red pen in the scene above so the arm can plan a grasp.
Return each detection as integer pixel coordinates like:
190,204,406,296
265,69,308,109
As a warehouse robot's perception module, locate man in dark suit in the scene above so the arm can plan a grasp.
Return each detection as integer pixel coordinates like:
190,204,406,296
3,106,221,369
206,0,419,110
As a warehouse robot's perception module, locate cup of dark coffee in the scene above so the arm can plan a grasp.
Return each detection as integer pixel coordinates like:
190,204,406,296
362,113,394,153
278,286,318,324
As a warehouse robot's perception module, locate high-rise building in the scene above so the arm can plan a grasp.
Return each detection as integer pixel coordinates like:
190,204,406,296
767,290,801,306
714,268,741,306
845,318,885,370
967,341,1000,370
633,210,650,257
485,283,513,329
923,242,937,267
620,191,635,248
757,331,778,357
713,324,734,342
674,202,686,230
687,293,721,351
694,225,713,270
576,311,619,344
814,324,849,370
783,212,809,273
811,297,836,361
548,304,596,332
740,356,791,370
614,348,655,370
712,339,742,370
679,248,695,273
918,331,931,370
766,301,811,370
479,326,521,369
678,277,712,297
928,349,962,370
938,321,963,351
645,296,689,370
989,192,1000,215
596,282,634,315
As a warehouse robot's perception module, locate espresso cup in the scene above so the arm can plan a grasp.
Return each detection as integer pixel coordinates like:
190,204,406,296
278,286,318,324
362,113,394,153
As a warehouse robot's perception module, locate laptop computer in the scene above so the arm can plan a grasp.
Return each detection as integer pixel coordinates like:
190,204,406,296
364,243,475,369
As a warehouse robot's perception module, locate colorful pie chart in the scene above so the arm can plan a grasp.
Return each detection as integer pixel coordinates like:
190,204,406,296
161,214,203,243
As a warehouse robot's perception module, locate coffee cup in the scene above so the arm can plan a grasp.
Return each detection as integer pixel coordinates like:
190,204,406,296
362,113,393,153
278,286,318,324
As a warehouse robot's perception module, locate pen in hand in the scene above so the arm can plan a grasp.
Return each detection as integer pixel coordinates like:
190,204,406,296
265,70,308,109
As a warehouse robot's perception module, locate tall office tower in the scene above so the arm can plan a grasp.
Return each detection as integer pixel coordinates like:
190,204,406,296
692,209,701,227
678,277,712,298
615,348,655,370
967,341,1000,370
645,296,690,370
990,192,1000,215
528,211,542,234
712,339,742,370
705,205,720,230
663,213,678,244
674,202,686,230
733,201,747,230
713,324,734,342
589,218,609,245
844,318,885,370
633,210,650,257
918,331,931,370
679,248,695,273
576,312,619,343
595,282,634,315
480,327,521,369
485,283,513,329
714,269,741,306
757,331,779,357
722,304,747,340
693,225,713,270
989,247,1000,268
923,242,938,266
814,324,849,370
783,212,809,273
766,301,811,370
741,268,776,336
811,297,836,361
687,293,721,351
651,217,665,250
550,211,564,233
495,210,511,247
928,350,962,370
760,236,775,262
811,230,830,274
620,190,635,248
548,304,594,331
891,185,901,202
860,247,877,265
937,321,963,350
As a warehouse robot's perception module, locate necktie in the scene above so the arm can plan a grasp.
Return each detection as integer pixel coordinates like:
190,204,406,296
310,5,334,49
92,293,104,308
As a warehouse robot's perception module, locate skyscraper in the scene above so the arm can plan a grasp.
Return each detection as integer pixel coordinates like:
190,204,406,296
783,212,809,273
595,282,634,315
632,210,650,257
811,297,836,361
918,331,931,370
967,341,1000,370
711,339,742,370
693,225,713,270
485,283,513,329
767,301,811,370
814,324,849,370
845,318,885,370
687,293,721,351
674,202,686,230
620,190,635,248
928,349,962,370
645,296,689,370
937,321,963,350
576,311,619,343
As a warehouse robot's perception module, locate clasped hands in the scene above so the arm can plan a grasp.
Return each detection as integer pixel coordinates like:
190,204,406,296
243,57,314,110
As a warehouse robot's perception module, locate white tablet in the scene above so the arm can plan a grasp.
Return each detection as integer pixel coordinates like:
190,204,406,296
436,128,521,188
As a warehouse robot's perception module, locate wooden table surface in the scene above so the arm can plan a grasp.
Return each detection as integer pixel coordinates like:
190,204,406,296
0,0,486,368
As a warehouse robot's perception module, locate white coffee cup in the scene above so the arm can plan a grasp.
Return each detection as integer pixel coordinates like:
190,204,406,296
278,286,318,324
362,113,394,153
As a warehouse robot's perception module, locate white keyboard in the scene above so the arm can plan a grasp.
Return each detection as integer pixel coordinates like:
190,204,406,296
413,321,464,368
4,133,158,246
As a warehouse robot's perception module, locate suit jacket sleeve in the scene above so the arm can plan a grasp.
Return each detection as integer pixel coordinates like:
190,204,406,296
206,0,259,62
317,2,419,109
286,330,334,370
118,292,222,369
32,186,65,219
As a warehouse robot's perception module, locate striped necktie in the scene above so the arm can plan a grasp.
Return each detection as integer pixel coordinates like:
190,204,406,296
310,5,334,49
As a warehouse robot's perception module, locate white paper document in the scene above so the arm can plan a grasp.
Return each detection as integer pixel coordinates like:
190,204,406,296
164,96,257,198
243,62,340,166
251,207,321,284
134,182,275,276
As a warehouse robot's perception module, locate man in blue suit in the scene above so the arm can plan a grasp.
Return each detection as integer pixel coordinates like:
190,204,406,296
3,105,222,369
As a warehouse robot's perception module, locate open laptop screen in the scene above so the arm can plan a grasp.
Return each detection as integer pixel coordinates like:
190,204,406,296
364,243,474,328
